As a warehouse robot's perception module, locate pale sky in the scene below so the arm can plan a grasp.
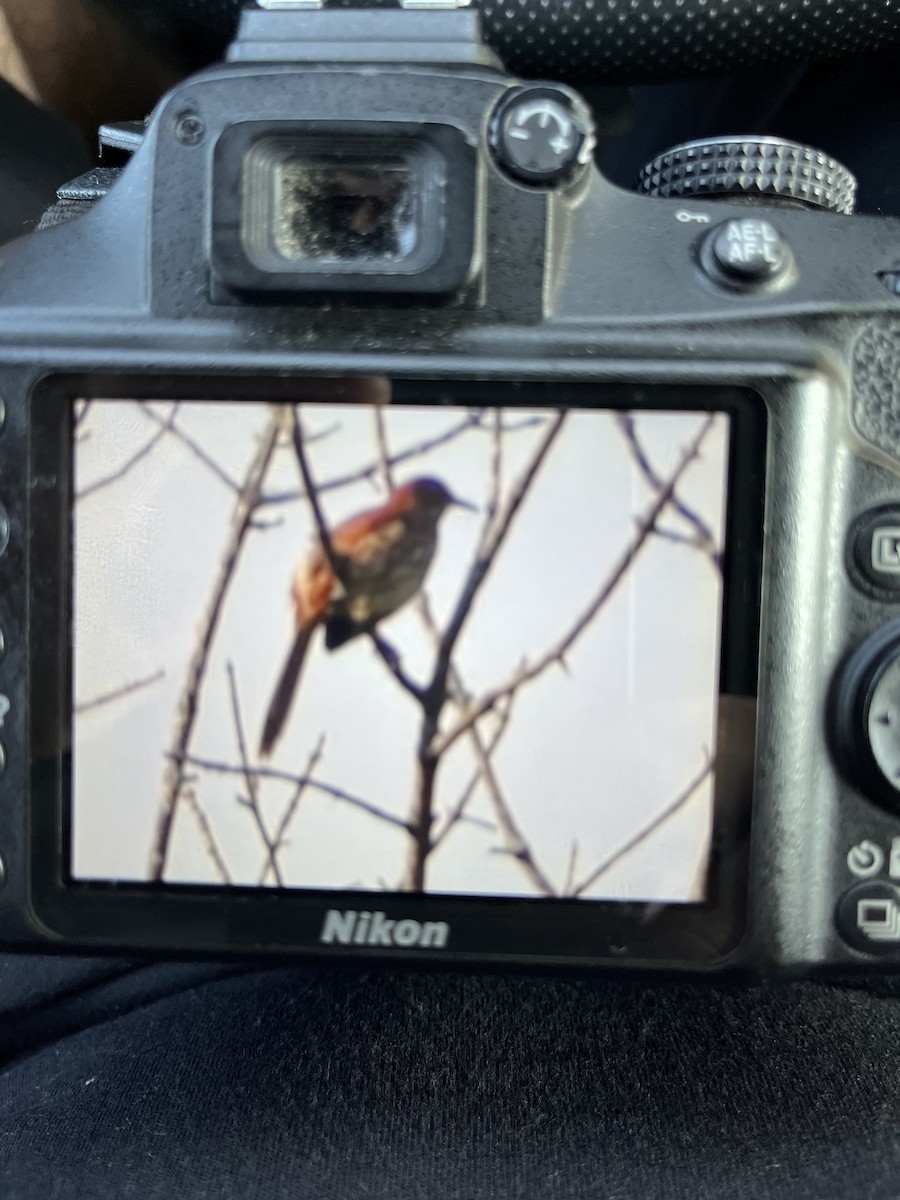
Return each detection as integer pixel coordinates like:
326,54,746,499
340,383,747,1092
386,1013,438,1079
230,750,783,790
71,395,730,903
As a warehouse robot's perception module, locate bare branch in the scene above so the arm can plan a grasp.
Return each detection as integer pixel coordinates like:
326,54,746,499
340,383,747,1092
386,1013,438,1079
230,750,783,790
262,411,543,507
183,788,232,884
78,404,179,500
374,405,397,493
572,757,714,898
289,407,345,582
563,841,579,899
436,415,716,757
259,733,326,885
431,694,514,848
479,407,504,554
140,403,241,493
616,412,721,570
412,590,551,891
172,753,412,831
74,399,92,429
428,411,568,712
369,632,425,703
149,409,282,882
75,669,165,715
469,710,556,896
227,662,283,887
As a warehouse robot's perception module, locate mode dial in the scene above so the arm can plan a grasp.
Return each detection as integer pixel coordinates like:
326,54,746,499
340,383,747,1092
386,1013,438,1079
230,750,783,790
637,136,857,214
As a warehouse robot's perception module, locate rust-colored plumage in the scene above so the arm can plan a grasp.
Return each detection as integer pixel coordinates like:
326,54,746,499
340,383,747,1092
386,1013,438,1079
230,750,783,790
259,477,473,756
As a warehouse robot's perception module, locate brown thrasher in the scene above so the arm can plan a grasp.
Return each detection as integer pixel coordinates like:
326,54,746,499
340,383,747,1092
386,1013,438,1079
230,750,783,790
259,476,474,756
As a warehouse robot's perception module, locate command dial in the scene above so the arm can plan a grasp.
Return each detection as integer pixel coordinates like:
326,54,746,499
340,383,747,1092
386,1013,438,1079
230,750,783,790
832,620,900,810
638,136,857,214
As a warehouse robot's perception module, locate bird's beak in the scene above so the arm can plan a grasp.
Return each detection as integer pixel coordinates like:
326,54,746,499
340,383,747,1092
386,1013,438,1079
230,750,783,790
450,493,478,512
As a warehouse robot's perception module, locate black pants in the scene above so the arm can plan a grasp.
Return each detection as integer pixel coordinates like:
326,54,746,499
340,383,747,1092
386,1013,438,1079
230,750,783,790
2,955,900,1198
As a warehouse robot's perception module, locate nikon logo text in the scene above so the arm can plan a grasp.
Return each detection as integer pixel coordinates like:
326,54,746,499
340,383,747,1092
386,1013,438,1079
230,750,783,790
320,909,450,949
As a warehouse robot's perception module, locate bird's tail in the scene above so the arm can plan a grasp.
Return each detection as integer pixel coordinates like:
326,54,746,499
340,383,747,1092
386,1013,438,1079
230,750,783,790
259,627,313,757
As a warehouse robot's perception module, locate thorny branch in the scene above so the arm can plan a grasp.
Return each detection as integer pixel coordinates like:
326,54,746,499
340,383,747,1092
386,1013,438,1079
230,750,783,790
78,404,180,500
262,410,545,506
227,663,283,887
259,733,326,885
140,402,241,493
434,415,716,758
429,411,568,710
405,412,568,890
140,402,719,899
173,753,412,832
572,756,715,897
149,409,282,882
184,788,232,885
616,412,721,570
75,669,165,715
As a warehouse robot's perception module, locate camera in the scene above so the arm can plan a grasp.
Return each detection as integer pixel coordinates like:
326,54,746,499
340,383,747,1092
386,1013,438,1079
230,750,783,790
1,0,900,977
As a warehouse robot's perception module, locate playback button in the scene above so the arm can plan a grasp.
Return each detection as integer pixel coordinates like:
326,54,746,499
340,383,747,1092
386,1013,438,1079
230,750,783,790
837,880,900,954
848,506,900,597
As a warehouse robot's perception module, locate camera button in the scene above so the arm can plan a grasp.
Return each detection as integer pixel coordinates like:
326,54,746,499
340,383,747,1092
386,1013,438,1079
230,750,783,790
707,218,789,285
0,739,6,777
848,506,900,597
0,627,5,662
0,397,5,432
837,880,900,955
0,504,8,557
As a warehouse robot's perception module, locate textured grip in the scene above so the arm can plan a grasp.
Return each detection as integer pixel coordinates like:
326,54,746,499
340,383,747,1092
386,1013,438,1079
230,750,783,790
468,0,900,83
113,0,900,83
853,322,900,464
637,139,857,214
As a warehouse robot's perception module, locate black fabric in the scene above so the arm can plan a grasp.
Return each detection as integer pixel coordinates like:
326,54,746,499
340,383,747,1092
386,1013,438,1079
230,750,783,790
2,956,900,1198
99,0,900,84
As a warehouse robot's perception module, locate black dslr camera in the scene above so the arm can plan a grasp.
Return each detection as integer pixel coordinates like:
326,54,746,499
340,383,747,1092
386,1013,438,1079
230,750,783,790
2,0,900,977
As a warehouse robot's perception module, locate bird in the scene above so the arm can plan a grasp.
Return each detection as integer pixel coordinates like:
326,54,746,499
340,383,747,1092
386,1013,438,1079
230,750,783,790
259,476,474,756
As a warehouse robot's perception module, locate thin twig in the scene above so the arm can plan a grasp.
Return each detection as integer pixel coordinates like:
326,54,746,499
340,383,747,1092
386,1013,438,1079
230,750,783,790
572,757,714,897
78,404,179,500
370,632,425,702
261,412,544,506
259,733,326,884
616,413,721,570
172,753,412,831
374,405,397,493
140,403,241,493
289,407,344,580
479,408,504,554
435,415,715,757
183,788,232,884
75,669,165,715
563,841,579,899
427,411,567,712
149,409,282,882
469,709,556,896
430,695,514,848
227,662,283,886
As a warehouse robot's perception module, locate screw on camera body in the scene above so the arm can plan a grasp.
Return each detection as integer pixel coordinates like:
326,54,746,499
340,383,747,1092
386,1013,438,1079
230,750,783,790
174,111,206,147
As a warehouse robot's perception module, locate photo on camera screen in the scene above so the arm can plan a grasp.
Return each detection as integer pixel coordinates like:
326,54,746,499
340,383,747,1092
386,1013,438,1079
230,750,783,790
71,391,730,903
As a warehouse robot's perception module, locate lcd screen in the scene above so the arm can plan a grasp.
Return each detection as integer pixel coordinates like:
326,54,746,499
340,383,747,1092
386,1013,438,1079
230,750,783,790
69,394,731,904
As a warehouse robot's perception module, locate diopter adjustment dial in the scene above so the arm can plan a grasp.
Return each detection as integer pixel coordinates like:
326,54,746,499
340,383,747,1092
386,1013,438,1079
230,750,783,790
637,137,857,215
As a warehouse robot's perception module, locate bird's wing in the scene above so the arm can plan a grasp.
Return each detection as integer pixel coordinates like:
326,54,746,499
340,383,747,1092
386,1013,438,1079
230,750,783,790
292,549,335,627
